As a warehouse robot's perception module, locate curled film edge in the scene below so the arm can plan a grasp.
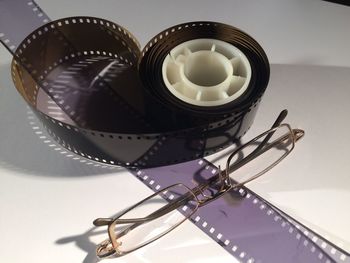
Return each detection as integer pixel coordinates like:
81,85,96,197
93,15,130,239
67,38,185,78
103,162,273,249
4,15,269,168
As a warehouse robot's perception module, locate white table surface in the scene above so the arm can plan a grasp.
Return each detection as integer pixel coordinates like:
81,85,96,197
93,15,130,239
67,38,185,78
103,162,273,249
0,1,350,262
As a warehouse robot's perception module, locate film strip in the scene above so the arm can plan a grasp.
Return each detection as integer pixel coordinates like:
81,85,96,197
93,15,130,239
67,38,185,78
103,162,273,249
0,0,269,168
0,0,50,51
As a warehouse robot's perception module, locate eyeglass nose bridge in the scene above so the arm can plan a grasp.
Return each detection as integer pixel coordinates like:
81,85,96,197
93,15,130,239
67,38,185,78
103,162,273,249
196,166,233,206
197,185,231,206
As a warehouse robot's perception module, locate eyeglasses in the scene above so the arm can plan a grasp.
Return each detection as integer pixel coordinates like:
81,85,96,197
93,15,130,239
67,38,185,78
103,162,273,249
93,110,305,258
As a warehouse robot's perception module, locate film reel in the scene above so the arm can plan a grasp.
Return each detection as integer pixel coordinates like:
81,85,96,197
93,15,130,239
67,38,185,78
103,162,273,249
4,14,269,168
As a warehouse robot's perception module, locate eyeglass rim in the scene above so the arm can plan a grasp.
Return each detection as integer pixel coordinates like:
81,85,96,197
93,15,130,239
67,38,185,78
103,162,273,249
97,183,200,258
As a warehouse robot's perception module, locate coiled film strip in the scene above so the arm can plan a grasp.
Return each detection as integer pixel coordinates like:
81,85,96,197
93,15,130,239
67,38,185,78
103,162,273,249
1,0,269,168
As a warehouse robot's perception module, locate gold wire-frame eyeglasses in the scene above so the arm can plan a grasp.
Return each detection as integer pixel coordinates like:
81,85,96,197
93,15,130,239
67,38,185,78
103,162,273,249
93,110,305,258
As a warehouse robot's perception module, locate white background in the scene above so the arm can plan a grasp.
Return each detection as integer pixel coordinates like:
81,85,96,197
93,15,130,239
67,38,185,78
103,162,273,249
0,0,350,262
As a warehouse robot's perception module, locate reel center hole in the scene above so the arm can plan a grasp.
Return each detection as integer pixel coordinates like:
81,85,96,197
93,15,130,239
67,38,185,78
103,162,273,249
184,51,231,87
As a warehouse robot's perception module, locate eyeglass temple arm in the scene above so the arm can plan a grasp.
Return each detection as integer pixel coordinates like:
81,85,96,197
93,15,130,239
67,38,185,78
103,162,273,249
226,123,304,182
252,110,287,153
219,109,288,185
226,109,288,177
94,184,194,227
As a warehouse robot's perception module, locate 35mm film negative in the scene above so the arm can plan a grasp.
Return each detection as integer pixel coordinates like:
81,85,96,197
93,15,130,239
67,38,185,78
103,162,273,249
0,0,269,168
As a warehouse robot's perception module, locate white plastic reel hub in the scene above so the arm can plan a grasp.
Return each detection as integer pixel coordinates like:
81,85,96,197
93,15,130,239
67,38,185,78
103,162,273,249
162,38,252,107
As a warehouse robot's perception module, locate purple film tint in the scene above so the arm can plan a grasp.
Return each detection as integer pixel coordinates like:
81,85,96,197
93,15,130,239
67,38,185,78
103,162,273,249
131,159,349,263
0,0,50,52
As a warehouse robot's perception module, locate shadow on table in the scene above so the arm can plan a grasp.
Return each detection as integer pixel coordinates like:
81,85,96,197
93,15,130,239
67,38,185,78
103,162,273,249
0,63,123,177
56,226,104,263
55,202,162,263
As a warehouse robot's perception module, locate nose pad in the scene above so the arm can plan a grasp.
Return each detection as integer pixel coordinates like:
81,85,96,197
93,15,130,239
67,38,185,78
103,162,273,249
197,187,216,204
